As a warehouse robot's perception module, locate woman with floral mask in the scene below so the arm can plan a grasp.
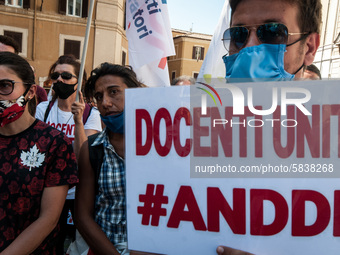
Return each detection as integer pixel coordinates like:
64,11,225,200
74,63,142,255
0,52,78,254
35,55,102,253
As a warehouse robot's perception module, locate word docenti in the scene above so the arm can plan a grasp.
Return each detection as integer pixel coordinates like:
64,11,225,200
136,105,340,158
137,184,340,236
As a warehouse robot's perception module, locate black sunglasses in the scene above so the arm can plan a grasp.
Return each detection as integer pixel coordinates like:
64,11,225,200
0,79,30,96
50,72,77,80
222,23,309,53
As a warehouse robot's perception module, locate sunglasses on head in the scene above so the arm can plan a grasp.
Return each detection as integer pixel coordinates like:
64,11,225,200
0,79,30,96
50,72,77,80
222,23,310,54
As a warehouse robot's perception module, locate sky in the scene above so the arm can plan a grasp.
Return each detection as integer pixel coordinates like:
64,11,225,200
167,0,226,35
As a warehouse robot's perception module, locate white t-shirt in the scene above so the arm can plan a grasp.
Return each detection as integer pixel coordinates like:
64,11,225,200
35,99,102,199
36,99,102,143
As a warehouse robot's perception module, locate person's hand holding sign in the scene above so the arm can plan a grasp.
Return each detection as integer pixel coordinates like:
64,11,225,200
217,246,254,255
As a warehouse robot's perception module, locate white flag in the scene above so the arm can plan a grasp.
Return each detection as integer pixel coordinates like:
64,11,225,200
126,0,175,87
197,1,230,83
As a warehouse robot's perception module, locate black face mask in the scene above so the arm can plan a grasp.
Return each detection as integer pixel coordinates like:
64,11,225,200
53,81,77,99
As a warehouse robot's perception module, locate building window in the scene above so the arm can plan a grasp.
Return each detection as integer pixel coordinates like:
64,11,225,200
5,0,23,7
193,72,199,79
64,39,81,59
0,26,28,57
59,0,87,17
59,34,84,60
4,30,22,53
171,71,176,82
122,51,127,66
67,0,82,17
192,46,205,61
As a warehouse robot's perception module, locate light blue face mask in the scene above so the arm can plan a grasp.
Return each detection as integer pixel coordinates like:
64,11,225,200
100,111,124,134
222,44,302,83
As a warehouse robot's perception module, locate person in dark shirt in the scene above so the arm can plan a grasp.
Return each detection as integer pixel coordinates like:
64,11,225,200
0,52,78,254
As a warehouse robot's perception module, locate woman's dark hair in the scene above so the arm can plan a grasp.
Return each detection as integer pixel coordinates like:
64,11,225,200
0,35,20,54
48,54,87,90
0,51,35,86
0,51,36,115
84,63,142,100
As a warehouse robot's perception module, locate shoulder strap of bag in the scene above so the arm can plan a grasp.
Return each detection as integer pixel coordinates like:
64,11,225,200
88,132,104,194
83,103,92,125
43,100,55,122
44,100,92,125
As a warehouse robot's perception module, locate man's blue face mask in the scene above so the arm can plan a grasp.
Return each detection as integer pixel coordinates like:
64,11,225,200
100,111,124,134
222,44,304,83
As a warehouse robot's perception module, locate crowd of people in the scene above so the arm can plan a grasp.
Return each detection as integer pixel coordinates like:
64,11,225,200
0,0,325,254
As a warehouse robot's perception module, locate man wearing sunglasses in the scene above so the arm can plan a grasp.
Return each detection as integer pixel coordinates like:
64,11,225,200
215,0,322,254
222,0,321,82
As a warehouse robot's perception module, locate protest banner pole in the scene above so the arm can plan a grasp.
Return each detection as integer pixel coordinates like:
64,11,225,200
76,0,95,101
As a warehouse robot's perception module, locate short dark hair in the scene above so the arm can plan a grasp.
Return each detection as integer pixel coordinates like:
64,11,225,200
229,0,322,34
306,64,321,79
48,54,87,89
85,63,142,100
0,51,34,87
0,35,20,54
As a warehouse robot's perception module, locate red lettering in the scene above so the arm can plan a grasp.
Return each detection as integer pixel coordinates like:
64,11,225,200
322,105,340,158
296,105,320,158
167,186,206,231
153,108,172,157
173,107,192,157
136,109,153,155
66,124,75,136
292,190,330,236
237,107,263,158
250,189,288,235
273,106,295,158
193,107,211,156
61,123,67,133
207,188,245,234
210,107,232,157
334,190,340,236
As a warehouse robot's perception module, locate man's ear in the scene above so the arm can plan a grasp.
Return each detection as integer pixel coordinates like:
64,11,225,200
304,32,320,66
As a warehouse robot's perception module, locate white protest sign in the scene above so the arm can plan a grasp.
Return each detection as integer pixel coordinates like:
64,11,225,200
125,80,340,255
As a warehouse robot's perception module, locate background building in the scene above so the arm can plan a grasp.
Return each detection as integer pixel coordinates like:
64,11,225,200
0,0,127,90
168,29,212,83
1,1,213,88
314,0,340,78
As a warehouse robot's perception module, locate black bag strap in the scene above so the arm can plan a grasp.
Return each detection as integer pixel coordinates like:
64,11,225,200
43,100,55,122
88,133,104,194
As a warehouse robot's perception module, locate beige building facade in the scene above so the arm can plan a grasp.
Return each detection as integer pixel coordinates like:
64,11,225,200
168,29,212,83
314,0,340,78
1,1,213,88
0,0,127,89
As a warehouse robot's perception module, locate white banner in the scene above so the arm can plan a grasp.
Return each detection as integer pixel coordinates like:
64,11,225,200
126,0,175,87
197,1,230,82
126,80,340,255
